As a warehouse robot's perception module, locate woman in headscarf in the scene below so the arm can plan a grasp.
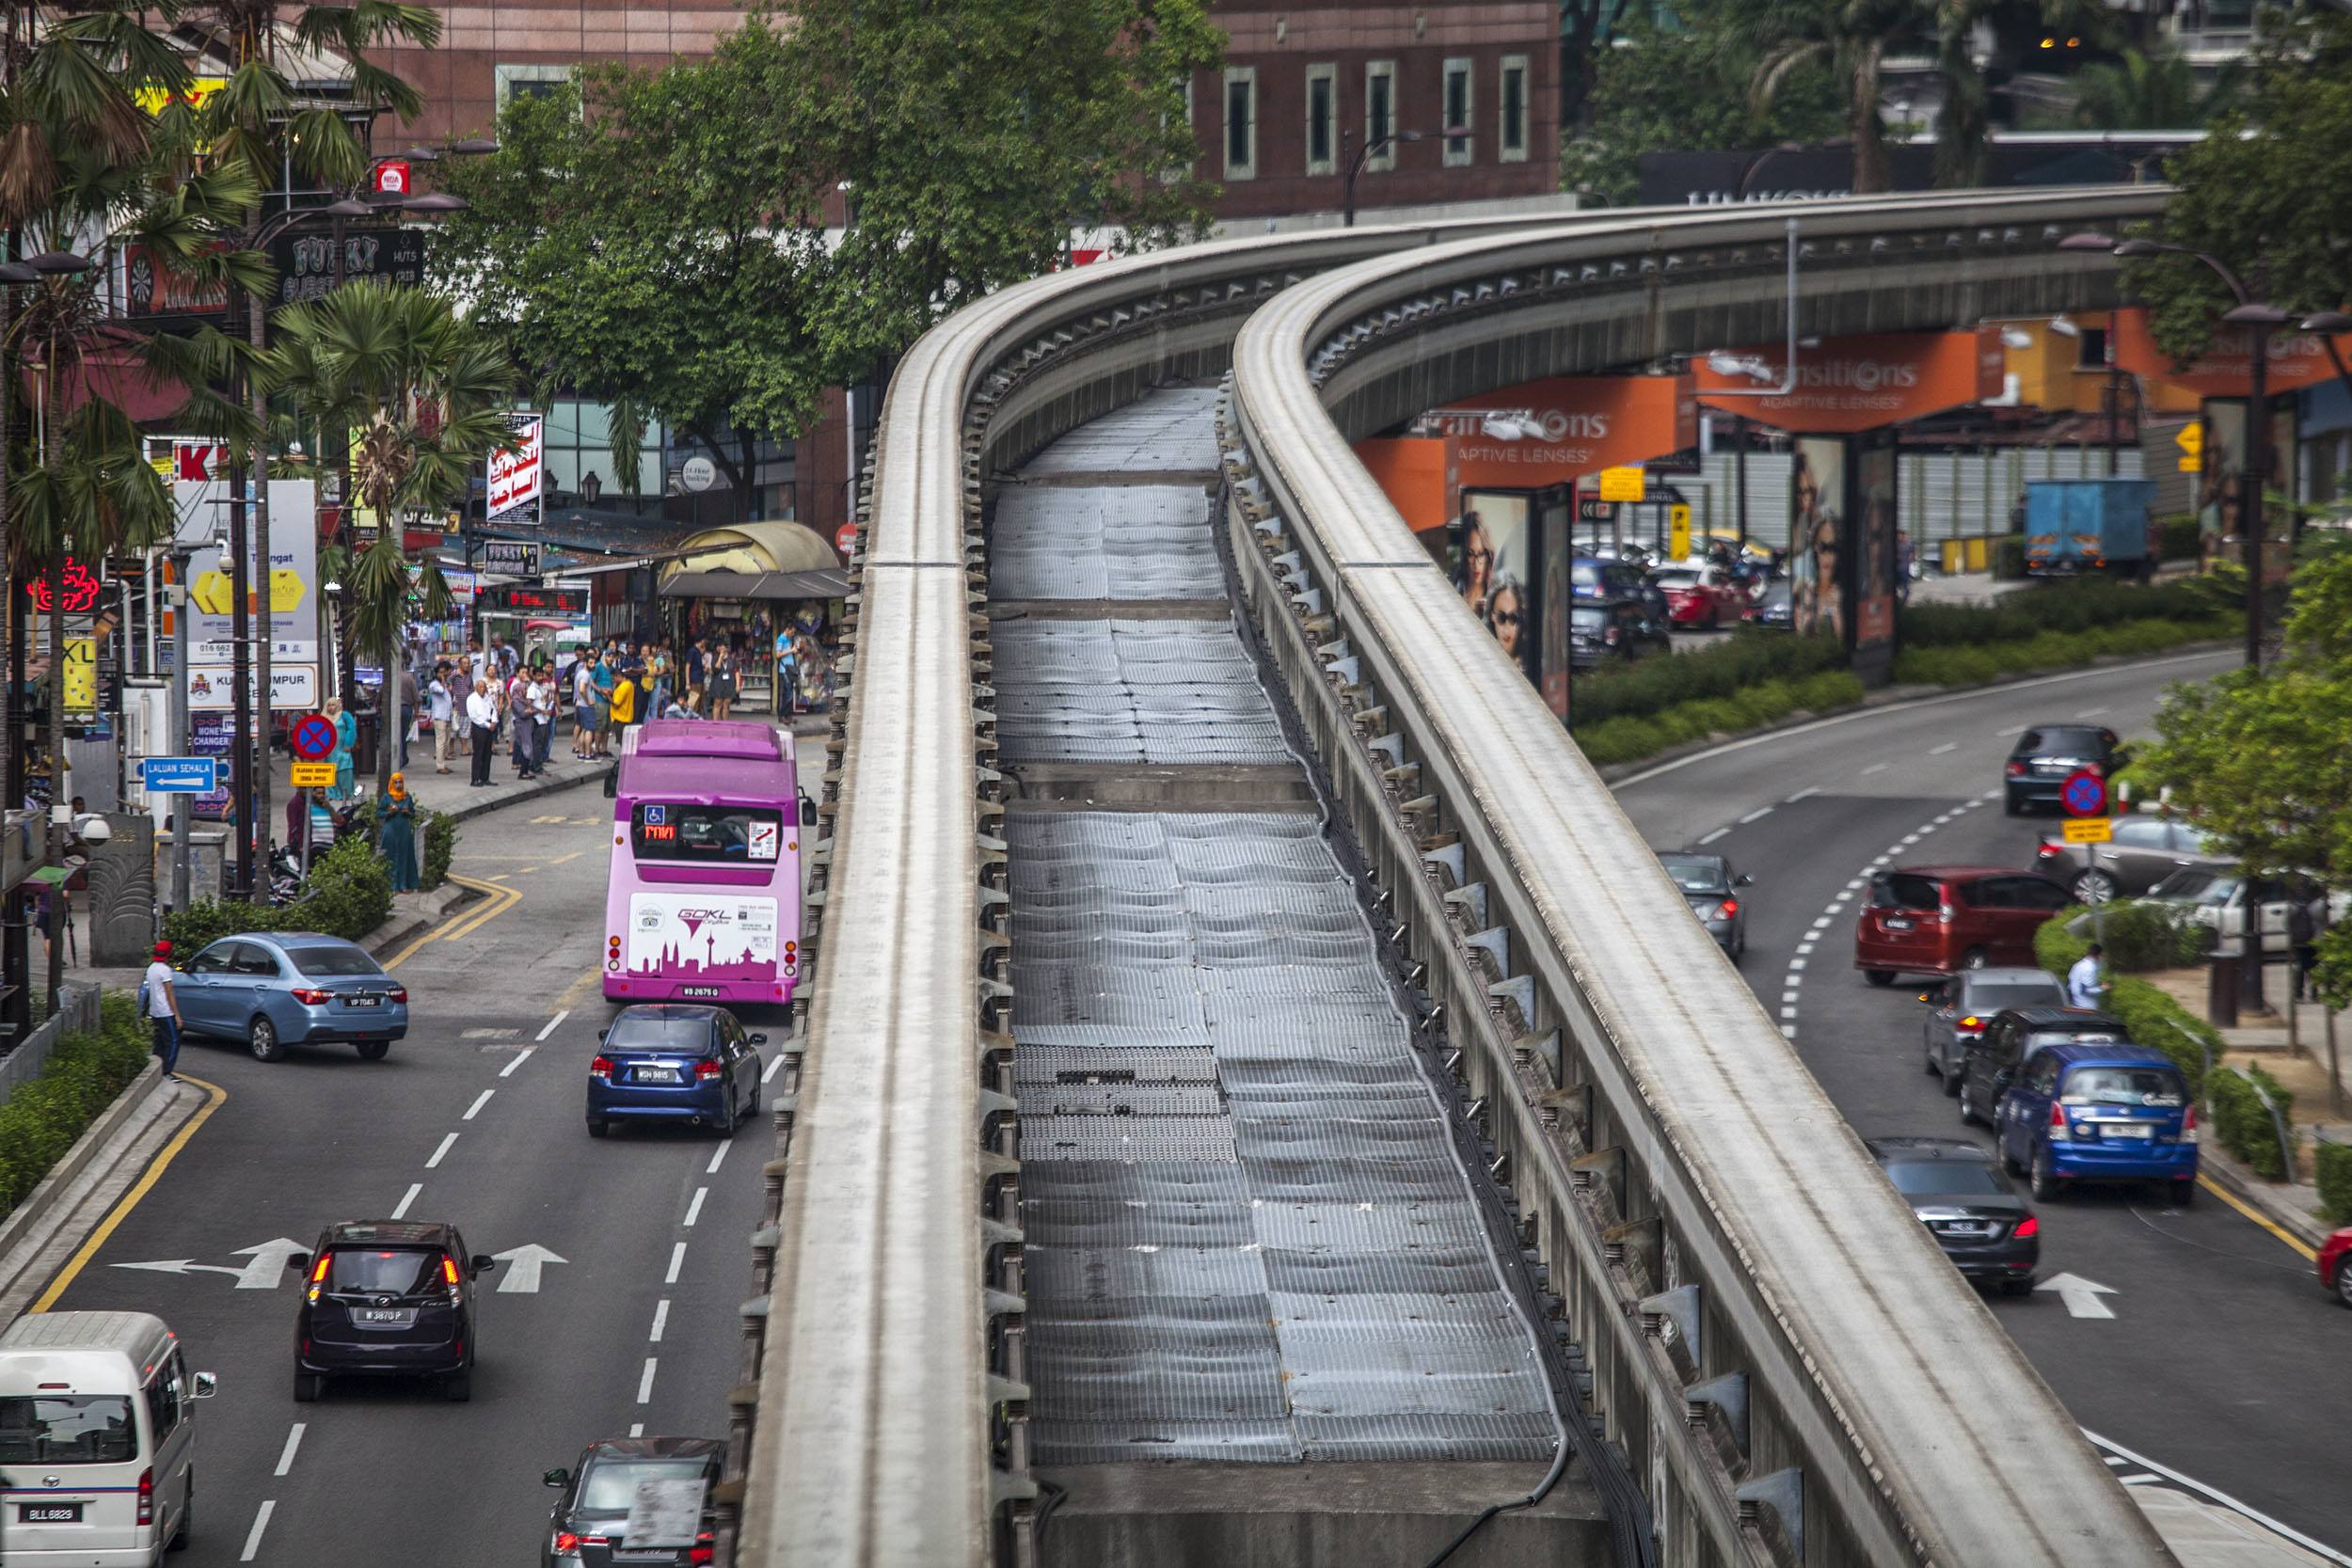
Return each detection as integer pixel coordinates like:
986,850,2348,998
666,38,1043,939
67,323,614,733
325,696,358,803
380,772,420,892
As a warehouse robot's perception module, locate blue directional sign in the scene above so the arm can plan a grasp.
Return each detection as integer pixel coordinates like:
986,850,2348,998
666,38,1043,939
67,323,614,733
140,756,219,795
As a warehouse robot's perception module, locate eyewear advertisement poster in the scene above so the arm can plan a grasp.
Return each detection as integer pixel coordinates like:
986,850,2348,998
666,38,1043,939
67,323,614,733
1790,436,1847,645
174,479,320,669
1456,491,1536,682
2194,400,2296,578
1850,433,1900,677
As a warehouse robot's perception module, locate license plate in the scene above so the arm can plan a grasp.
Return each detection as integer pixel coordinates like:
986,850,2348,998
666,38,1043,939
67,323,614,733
19,1503,81,1524
355,1307,416,1325
2094,1122,2155,1138
678,985,722,999
1932,1222,1992,1237
1883,917,1915,931
613,1553,676,1563
636,1068,680,1085
343,995,381,1008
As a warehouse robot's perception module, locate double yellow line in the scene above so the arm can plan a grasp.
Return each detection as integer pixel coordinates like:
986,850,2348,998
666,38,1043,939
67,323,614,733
384,873,525,969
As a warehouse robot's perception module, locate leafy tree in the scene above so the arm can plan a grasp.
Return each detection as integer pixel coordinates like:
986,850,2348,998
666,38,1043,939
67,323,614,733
1561,11,1842,207
2130,7,2352,365
1559,0,1638,134
433,27,829,516
2144,539,2352,1006
2069,46,2238,131
1750,0,1924,194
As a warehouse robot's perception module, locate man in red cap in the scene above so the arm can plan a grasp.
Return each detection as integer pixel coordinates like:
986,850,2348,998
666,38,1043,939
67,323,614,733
142,941,183,1081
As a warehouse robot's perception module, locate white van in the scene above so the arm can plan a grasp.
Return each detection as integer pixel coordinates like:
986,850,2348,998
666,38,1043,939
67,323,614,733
0,1312,215,1566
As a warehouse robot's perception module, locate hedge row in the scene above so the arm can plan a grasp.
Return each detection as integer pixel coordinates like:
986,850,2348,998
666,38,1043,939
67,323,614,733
2211,1064,2298,1181
1898,577,2231,647
1889,615,2236,688
1577,671,1866,768
163,834,394,954
421,811,457,891
2033,898,2206,976
0,992,151,1220
2318,1139,2352,1225
1568,629,1845,731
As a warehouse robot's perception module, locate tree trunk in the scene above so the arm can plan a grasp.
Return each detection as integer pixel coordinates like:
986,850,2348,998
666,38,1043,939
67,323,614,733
1851,43,1890,195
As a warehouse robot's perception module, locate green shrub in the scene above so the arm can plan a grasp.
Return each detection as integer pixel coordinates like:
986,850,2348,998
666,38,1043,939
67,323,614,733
421,811,457,890
1572,665,1865,768
2033,900,2203,975
1992,534,2027,579
2155,513,2201,562
0,992,152,1220
1899,577,2233,648
2210,1064,2296,1180
2318,1138,2352,1225
1569,630,1844,730
163,834,394,951
1891,615,2235,688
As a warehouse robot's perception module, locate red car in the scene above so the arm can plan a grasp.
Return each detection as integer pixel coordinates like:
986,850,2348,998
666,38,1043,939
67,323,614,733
1854,866,2074,985
1651,563,1746,629
2322,1227,2352,1307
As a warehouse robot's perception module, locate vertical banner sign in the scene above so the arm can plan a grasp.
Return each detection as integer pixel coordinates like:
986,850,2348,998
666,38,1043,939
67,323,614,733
488,414,545,523
1789,436,1848,645
173,479,321,710
1849,432,1900,680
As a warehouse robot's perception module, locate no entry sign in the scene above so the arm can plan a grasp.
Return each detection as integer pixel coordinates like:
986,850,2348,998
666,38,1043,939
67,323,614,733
290,712,339,761
2058,768,2107,818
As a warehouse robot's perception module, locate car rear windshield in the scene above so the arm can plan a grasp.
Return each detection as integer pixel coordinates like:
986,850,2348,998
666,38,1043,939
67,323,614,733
2016,726,2106,755
284,945,384,977
1872,873,1943,911
578,1459,711,1513
327,1248,446,1294
1658,855,1730,895
1966,983,2060,1012
606,1017,718,1053
0,1395,137,1465
1883,1161,2009,1197
2029,1029,2127,1053
2060,1067,2186,1107
631,802,784,864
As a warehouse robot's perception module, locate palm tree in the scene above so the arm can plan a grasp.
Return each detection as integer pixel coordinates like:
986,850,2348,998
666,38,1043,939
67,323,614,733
265,278,516,805
2072,47,2238,130
1751,0,1924,194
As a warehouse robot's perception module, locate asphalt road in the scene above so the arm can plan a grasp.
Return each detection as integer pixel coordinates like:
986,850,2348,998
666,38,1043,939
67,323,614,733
1615,649,2352,1560
33,760,808,1567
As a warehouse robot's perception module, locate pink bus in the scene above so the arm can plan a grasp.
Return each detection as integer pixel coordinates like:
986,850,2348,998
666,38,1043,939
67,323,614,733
603,720,811,1006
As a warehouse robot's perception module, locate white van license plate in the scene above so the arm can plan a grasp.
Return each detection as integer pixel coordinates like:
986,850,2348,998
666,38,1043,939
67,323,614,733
20,1503,82,1523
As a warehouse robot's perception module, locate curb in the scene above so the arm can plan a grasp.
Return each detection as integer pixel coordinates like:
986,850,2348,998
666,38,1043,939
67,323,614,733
1593,640,2234,785
0,1061,186,1302
358,881,469,958
425,762,602,827
2200,1142,2332,1252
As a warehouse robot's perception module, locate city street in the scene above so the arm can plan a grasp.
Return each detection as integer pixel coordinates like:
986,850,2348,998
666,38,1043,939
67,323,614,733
30,752,809,1566
1614,648,2352,1560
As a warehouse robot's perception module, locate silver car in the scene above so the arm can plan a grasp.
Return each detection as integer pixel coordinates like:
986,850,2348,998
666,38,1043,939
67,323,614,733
1917,967,2065,1092
1659,850,1750,963
2029,813,2224,903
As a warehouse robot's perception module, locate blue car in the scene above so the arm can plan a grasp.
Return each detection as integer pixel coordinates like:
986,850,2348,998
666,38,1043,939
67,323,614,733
1994,1041,2197,1205
588,1005,767,1138
173,932,408,1062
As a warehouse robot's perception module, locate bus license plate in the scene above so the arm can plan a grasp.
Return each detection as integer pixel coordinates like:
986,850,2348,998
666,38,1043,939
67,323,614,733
679,986,722,999
20,1504,81,1524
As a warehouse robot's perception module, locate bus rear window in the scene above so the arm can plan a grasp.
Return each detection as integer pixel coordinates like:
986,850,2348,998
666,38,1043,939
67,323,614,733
631,803,783,863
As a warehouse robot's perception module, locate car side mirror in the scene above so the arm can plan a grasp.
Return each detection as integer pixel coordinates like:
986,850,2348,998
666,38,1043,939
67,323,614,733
286,1252,310,1272
1735,874,1754,887
749,1032,769,1046
604,768,619,800
1994,1069,2014,1087
543,1467,570,1490
472,1255,498,1275
799,793,818,827
192,1371,217,1399
1915,990,1935,1005
598,1028,610,1043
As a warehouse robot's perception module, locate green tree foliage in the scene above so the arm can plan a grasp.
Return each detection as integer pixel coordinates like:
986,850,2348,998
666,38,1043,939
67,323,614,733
2132,7,2352,364
776,0,1222,378
2143,542,2352,1005
2068,46,2237,131
1560,12,1843,206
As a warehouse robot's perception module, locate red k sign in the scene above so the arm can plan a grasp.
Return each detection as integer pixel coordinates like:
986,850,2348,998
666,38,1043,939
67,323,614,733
29,558,104,614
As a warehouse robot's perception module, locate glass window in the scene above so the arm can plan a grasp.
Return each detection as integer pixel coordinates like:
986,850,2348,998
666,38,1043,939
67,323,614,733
1365,61,1396,172
1442,58,1473,166
326,1248,447,1294
284,943,387,977
229,942,280,976
189,942,234,974
144,1369,182,1444
2004,879,2074,912
2106,816,2169,848
631,802,784,864
0,1396,138,1465
1305,63,1336,176
2060,1066,2186,1107
606,1015,720,1053
1963,981,2061,1014
1657,855,1731,895
578,1460,711,1513
1875,873,1943,911
1223,67,1256,180
1499,55,1529,163
1883,1161,2010,1196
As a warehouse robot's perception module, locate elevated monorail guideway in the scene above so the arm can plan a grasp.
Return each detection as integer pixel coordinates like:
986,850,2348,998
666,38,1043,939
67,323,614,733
735,188,2178,1568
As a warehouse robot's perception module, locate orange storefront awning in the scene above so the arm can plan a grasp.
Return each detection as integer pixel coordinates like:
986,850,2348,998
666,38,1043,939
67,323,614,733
1694,328,2004,433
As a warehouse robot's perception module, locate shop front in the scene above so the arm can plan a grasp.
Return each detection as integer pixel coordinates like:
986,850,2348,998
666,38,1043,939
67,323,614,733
657,522,850,716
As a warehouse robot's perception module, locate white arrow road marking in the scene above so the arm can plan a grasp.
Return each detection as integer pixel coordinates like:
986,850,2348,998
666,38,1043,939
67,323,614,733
230,1239,310,1290
491,1243,568,1293
2036,1272,2118,1319
114,1260,242,1278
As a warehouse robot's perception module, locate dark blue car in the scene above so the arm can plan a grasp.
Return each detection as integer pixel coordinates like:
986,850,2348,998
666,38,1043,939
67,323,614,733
588,1005,767,1138
1994,1041,2197,1205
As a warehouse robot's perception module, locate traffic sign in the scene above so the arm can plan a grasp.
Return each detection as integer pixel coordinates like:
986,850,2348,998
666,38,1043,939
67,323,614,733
2058,768,2107,817
2062,816,2113,845
2175,424,2203,456
1667,503,1692,562
290,762,337,787
1577,499,1618,524
1597,466,1647,503
2178,455,2201,473
139,756,218,794
290,711,339,761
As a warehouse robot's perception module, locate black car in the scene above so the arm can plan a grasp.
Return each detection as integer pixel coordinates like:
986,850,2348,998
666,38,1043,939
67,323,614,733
1569,600,1668,669
291,1220,497,1402
2002,723,2127,815
1572,555,1674,625
1741,578,1793,629
1867,1135,2039,1294
542,1436,723,1567
1657,849,1750,960
1954,1006,2133,1129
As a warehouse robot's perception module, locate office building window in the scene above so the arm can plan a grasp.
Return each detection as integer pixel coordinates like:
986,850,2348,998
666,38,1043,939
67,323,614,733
1500,55,1528,163
495,63,573,111
1443,58,1473,166
1306,63,1336,176
1365,60,1396,172
1224,66,1257,181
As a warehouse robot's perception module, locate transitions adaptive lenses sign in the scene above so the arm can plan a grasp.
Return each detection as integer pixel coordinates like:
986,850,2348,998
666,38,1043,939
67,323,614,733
1693,329,2005,433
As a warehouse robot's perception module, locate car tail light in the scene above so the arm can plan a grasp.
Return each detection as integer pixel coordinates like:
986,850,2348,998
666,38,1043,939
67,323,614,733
1604,626,1621,645
1958,1015,1983,1033
691,1530,716,1565
136,1467,153,1527
291,987,332,1005
694,1058,724,1081
2085,762,2105,777
310,1252,331,1285
441,1255,462,1287
554,1532,581,1555
1716,898,1739,919
2182,1104,2200,1145
2013,1215,2040,1240
388,987,407,1004
2006,760,2026,778
2036,843,2065,862
2048,1101,2071,1141
591,1055,614,1081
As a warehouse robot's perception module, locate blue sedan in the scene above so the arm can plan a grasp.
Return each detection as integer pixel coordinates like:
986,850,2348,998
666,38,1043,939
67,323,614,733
588,1006,767,1138
172,932,408,1062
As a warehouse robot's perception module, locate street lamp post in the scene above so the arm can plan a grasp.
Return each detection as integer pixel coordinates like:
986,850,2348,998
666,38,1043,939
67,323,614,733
1341,129,1431,228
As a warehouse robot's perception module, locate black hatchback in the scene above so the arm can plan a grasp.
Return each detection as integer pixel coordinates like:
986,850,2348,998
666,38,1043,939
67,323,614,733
2002,723,2127,815
542,1436,723,1567
1867,1136,2039,1294
291,1220,498,1402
